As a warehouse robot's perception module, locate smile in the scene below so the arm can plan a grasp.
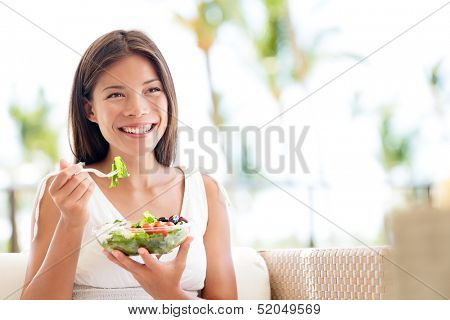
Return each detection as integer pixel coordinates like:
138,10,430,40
118,123,156,137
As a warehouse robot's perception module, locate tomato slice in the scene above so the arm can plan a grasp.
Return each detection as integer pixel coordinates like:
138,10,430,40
153,221,162,227
145,228,168,237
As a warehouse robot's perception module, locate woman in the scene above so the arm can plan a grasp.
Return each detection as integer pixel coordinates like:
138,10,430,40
20,29,237,300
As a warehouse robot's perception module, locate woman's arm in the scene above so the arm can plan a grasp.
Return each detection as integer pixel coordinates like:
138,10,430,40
200,175,238,300
21,218,85,299
21,177,82,299
21,161,94,299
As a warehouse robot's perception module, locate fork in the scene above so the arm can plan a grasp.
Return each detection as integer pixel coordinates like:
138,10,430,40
76,162,119,178
78,168,119,178
44,162,118,179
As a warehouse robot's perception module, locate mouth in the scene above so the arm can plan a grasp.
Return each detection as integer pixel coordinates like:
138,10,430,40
118,123,157,138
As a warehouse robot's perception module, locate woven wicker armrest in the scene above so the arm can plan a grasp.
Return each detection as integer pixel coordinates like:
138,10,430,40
258,246,393,300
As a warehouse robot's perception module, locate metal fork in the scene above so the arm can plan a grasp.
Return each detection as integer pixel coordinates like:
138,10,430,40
44,162,119,180
78,168,119,178
75,162,119,178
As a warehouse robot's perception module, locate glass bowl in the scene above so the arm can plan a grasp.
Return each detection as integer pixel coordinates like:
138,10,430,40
94,220,191,256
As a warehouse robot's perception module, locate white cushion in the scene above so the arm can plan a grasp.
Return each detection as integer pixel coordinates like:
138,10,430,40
1,248,270,300
0,252,28,300
232,247,271,299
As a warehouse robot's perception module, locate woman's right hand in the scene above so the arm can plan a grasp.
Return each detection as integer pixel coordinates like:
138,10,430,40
48,159,95,228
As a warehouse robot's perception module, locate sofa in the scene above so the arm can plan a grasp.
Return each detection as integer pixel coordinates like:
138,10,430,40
0,246,392,300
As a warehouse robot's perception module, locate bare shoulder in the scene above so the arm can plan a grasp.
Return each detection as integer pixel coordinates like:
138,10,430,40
201,174,228,207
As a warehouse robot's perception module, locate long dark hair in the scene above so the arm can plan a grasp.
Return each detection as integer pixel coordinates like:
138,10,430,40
68,29,178,165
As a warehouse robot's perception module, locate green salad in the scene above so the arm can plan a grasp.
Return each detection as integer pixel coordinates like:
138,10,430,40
95,211,190,256
109,156,130,188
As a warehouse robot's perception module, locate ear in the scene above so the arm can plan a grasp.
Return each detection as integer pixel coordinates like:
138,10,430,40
83,98,98,123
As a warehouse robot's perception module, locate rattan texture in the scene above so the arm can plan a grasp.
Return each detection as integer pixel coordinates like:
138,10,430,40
258,246,393,300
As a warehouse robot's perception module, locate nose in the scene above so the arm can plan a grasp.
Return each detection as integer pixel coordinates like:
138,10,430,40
123,92,150,117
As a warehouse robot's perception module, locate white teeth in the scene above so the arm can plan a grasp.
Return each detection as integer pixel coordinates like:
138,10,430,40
121,124,153,134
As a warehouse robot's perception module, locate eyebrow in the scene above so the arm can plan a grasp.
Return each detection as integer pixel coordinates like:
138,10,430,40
102,79,160,92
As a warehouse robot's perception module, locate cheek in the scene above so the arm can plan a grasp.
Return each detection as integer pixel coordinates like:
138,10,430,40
98,119,112,131
94,112,116,140
98,125,115,142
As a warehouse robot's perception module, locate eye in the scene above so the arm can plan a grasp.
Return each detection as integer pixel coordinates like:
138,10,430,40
107,92,124,99
147,87,161,93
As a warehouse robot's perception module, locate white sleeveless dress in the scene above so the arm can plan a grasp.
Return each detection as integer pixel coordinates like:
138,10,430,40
31,165,219,300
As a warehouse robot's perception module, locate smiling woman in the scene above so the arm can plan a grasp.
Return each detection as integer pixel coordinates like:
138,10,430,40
70,30,178,167
83,54,168,160
20,29,238,300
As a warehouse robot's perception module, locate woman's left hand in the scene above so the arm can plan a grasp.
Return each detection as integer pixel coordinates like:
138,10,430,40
103,236,194,299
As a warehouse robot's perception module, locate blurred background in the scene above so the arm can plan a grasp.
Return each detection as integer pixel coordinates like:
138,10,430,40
0,0,449,253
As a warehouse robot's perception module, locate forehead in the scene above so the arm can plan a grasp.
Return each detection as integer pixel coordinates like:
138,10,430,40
95,54,159,89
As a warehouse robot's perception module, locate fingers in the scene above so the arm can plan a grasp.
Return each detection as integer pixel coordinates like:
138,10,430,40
60,159,69,169
76,180,96,205
110,249,144,273
138,247,158,268
103,238,193,276
58,172,90,199
50,162,83,192
175,236,193,267
103,249,129,270
67,174,94,201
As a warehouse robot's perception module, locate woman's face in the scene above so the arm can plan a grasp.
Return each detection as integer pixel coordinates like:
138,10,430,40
85,54,168,157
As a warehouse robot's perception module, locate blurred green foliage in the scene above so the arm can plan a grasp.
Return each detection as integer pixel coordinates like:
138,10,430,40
9,87,59,164
378,105,414,174
176,0,245,127
428,60,447,115
428,60,444,91
253,0,307,100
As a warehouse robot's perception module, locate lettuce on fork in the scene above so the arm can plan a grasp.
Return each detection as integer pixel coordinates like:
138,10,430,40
109,156,130,188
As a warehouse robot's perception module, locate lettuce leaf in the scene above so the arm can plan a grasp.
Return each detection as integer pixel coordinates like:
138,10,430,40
109,156,130,188
131,211,158,227
142,211,158,224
